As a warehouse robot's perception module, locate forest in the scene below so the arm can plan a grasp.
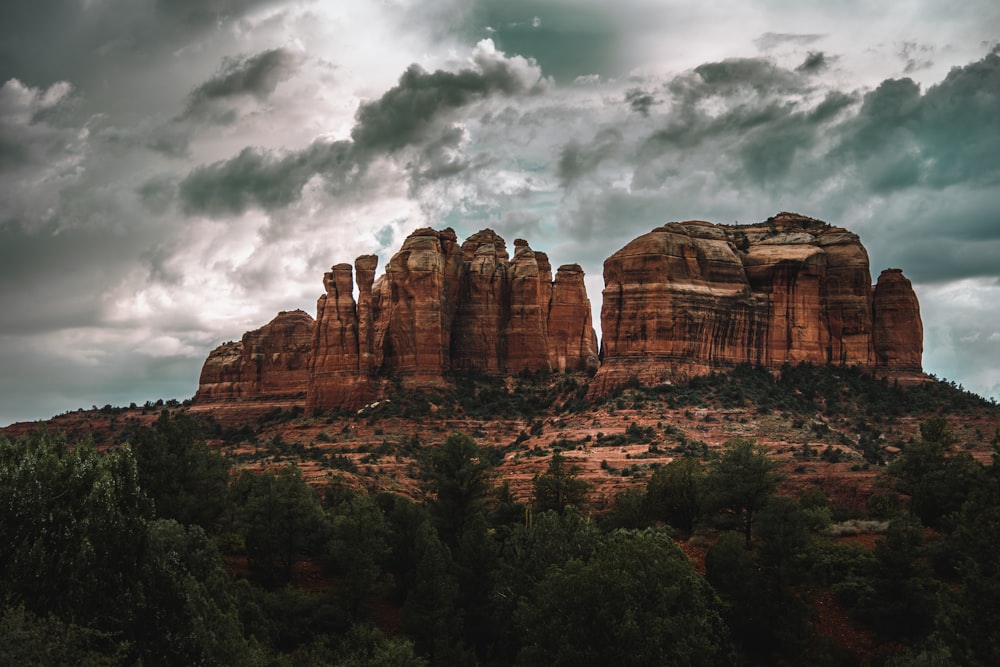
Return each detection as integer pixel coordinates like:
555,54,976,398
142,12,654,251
2,381,1000,666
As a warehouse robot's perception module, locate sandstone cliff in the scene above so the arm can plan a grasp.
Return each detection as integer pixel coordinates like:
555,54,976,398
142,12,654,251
591,213,922,394
872,268,923,372
303,228,599,412
195,213,922,408
195,310,314,402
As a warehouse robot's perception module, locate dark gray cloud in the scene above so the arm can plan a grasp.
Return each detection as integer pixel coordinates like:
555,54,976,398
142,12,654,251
411,125,481,183
833,47,1000,192
178,140,354,216
184,48,302,119
557,128,623,188
0,221,144,334
643,56,824,160
352,58,540,152
632,46,1000,201
755,31,825,51
0,0,295,89
154,0,279,28
0,79,76,173
899,41,934,74
682,57,809,97
796,51,831,74
178,47,542,215
624,88,657,116
916,47,1000,186
733,95,856,186
136,176,177,216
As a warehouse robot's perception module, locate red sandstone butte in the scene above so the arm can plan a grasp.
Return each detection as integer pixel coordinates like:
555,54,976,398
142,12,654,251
303,227,598,411
872,268,923,372
591,212,922,395
194,213,921,409
195,309,314,402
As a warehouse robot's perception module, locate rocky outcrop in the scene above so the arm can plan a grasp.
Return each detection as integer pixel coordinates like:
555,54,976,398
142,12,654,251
591,213,922,394
195,213,923,409
195,310,314,402
548,264,600,373
369,228,464,380
306,262,373,411
303,227,598,412
872,269,923,372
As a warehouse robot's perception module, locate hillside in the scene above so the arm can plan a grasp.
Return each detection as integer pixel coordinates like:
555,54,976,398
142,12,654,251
7,364,997,507
5,363,1000,665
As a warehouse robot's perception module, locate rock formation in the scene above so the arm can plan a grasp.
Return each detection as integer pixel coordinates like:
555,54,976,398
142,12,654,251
872,268,923,371
195,310,314,402
195,213,923,408
591,212,922,394
548,264,601,372
306,262,373,411
303,227,599,412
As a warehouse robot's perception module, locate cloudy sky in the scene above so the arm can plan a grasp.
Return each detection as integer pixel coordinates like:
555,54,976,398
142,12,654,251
1,0,998,425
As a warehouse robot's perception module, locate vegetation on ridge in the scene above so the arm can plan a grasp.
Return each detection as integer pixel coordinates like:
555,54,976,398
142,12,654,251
1,365,999,664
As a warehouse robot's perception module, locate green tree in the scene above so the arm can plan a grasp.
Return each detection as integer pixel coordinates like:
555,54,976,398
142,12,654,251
754,496,813,584
235,465,325,585
891,417,986,529
516,528,734,666
854,517,943,642
497,507,602,600
705,531,814,663
705,438,779,549
132,410,230,529
0,605,123,666
136,519,255,666
0,432,258,665
935,452,1000,666
325,493,392,616
532,451,590,514
401,522,471,665
645,457,705,535
422,432,495,546
331,624,427,666
602,486,650,530
0,432,151,631
493,506,603,661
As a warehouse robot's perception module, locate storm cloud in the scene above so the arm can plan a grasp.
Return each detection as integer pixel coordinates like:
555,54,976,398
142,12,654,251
176,40,546,216
351,41,546,151
183,48,303,119
2,1,999,425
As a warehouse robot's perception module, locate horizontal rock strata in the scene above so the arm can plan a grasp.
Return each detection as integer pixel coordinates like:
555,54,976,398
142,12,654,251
305,228,599,412
194,212,923,408
195,310,314,402
590,213,922,395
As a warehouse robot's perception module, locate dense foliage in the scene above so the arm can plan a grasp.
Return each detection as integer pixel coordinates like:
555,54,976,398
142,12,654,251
3,376,1000,665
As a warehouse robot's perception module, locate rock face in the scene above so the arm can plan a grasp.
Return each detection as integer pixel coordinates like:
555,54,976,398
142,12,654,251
303,228,599,412
591,213,922,394
872,269,923,371
194,213,923,408
306,262,373,411
195,310,315,402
